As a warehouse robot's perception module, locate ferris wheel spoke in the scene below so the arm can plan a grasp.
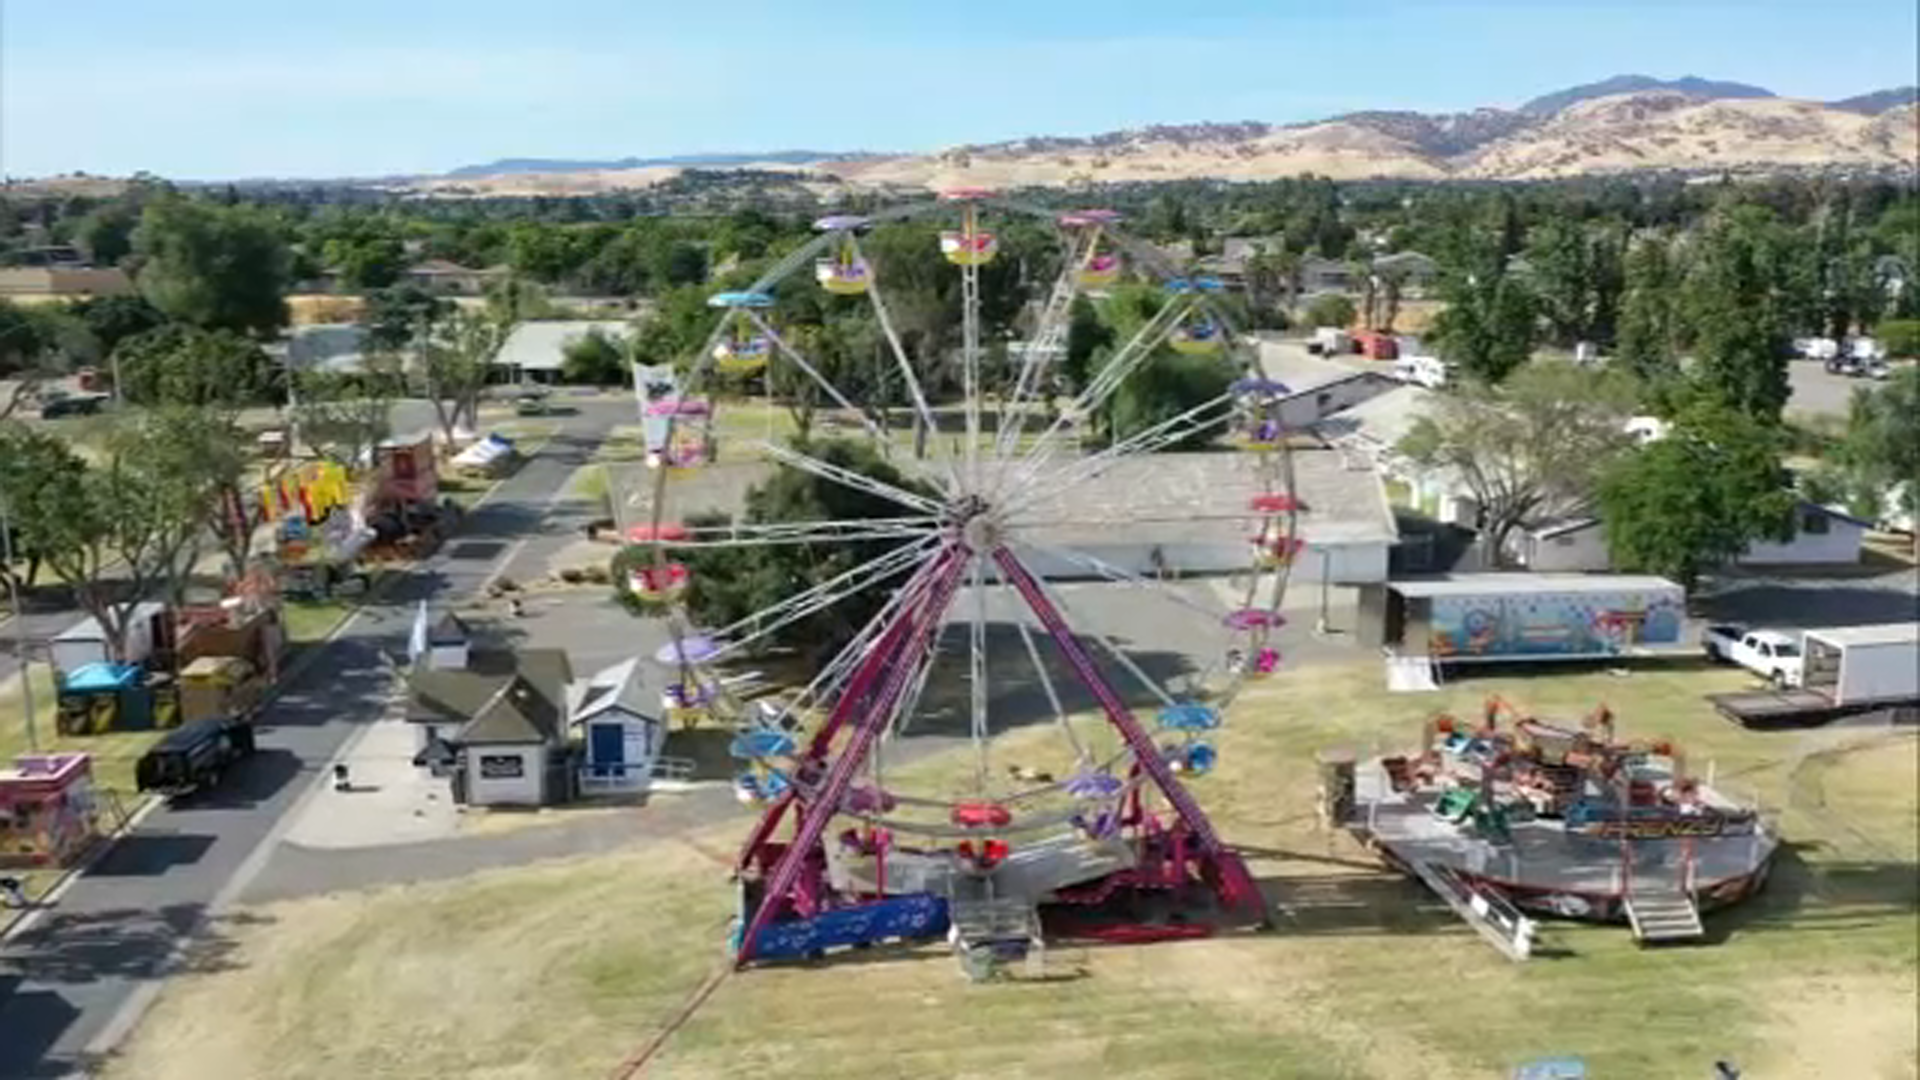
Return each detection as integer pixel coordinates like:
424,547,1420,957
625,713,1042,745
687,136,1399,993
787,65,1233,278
754,439,947,516
665,516,941,548
994,250,1083,455
1006,543,1180,709
967,551,990,793
751,539,961,734
705,536,943,660
1012,605,1091,767
998,389,1236,517
747,312,890,443
849,235,963,497
1016,541,1237,625
992,296,1191,500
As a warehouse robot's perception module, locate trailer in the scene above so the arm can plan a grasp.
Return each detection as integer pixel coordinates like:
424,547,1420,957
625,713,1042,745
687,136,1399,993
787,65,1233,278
1709,622,1919,727
134,717,256,797
1363,574,1689,663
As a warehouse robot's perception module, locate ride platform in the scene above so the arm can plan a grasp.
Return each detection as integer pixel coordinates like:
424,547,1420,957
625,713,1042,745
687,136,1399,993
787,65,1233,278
827,830,1136,902
1349,759,1776,924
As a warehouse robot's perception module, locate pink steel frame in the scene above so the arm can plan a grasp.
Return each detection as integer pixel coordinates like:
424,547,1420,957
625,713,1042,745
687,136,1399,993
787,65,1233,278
733,541,1260,967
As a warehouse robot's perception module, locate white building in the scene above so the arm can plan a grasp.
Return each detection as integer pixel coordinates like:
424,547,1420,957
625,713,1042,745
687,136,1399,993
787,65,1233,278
494,320,635,383
407,645,574,807
1317,385,1486,528
568,658,664,795
1506,503,1870,572
1252,336,1401,430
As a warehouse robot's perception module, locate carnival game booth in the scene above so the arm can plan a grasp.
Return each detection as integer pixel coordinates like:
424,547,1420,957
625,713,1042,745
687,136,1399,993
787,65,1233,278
56,662,177,735
1334,698,1776,951
0,753,101,868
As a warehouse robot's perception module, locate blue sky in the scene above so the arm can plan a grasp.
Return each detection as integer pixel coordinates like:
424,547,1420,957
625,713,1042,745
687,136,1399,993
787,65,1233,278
3,0,1915,179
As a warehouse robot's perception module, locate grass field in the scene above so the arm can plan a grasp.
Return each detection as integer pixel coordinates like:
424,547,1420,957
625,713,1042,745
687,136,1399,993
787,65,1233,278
100,657,1919,1079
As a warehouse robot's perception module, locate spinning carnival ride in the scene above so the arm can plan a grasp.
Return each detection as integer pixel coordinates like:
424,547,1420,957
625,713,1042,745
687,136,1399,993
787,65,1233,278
631,192,1307,972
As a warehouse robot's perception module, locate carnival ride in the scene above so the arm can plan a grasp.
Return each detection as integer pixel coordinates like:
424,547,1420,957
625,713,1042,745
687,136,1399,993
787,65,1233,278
626,192,1312,975
1330,698,1778,953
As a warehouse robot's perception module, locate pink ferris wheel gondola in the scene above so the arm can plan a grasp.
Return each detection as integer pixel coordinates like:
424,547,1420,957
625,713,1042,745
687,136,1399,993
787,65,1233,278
628,561,690,602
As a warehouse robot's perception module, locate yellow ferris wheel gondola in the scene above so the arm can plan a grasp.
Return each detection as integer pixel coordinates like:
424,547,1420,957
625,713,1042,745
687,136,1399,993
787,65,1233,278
813,216,872,295
939,187,998,266
708,291,775,376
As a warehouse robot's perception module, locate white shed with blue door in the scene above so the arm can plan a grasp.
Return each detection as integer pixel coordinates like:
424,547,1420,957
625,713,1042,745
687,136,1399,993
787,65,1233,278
567,659,663,794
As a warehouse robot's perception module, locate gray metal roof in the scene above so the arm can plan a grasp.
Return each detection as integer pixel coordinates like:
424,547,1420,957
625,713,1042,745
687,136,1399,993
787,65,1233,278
286,323,372,375
494,320,634,372
1803,622,1919,648
1388,573,1682,598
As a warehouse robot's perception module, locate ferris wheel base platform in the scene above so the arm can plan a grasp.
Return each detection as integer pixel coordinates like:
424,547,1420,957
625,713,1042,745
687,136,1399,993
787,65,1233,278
826,831,1136,899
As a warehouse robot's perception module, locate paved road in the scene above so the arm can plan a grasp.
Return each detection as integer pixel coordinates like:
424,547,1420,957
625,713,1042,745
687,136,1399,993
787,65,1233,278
0,401,627,1080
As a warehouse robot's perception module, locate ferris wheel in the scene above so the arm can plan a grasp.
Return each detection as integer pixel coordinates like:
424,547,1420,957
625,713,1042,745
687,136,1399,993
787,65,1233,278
622,190,1306,968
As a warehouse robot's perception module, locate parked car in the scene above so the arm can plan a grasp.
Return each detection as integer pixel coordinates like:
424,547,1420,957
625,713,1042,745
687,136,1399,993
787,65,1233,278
1702,624,1804,688
37,391,108,419
135,717,257,797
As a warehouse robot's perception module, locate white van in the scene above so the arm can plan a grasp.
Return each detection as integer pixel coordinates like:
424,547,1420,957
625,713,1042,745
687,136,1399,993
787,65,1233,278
1393,354,1450,388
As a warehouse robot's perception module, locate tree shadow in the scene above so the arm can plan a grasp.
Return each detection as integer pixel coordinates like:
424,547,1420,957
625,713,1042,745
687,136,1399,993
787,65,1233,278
79,832,216,878
165,747,306,811
0,907,268,1078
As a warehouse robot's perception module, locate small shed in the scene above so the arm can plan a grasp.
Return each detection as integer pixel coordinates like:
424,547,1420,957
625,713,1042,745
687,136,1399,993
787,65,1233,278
1739,503,1869,566
568,659,664,795
407,603,472,672
407,648,573,806
455,674,566,806
49,602,167,677
55,663,168,735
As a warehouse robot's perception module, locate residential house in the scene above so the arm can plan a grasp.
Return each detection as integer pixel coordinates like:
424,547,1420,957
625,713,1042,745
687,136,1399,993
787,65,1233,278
568,658,665,795
405,621,575,806
1318,385,1483,528
1506,503,1870,572
1297,256,1358,297
493,320,634,383
1371,251,1438,294
1193,236,1281,291
404,259,508,297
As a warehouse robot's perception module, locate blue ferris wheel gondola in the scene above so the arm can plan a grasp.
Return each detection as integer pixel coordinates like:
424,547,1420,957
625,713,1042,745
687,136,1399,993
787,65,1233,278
731,729,798,761
707,290,775,309
1231,377,1291,398
1157,703,1222,732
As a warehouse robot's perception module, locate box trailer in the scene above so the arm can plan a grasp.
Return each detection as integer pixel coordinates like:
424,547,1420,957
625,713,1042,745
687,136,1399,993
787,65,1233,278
1364,574,1689,661
50,603,166,677
1800,623,1918,707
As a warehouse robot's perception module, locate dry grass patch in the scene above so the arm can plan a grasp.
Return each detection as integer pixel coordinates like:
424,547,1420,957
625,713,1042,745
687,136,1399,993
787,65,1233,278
103,659,1919,1080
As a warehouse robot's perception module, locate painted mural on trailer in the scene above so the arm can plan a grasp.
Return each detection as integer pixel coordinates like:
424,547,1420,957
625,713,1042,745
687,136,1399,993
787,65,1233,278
1428,588,1684,659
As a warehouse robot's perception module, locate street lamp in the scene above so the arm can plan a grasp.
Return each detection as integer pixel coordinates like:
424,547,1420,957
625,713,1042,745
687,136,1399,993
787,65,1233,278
0,492,39,753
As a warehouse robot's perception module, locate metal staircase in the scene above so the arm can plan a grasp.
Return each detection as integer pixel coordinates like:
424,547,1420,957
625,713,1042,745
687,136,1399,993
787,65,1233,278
1411,860,1536,961
1624,880,1705,944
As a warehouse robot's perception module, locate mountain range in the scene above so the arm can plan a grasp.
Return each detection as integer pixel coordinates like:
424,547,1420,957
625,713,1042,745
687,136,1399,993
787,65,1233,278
420,76,1917,195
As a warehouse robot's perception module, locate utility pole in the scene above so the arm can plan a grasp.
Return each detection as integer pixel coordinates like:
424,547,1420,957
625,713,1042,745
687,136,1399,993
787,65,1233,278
0,493,39,752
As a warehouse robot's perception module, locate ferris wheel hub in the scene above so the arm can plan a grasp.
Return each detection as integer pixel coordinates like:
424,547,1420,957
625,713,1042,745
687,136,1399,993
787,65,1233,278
946,495,1004,552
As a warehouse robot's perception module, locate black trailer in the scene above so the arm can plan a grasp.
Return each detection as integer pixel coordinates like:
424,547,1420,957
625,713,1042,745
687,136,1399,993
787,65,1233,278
135,717,257,796
1709,689,1920,730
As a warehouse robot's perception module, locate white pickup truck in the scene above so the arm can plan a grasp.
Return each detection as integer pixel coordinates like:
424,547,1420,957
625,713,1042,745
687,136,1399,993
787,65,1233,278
1703,624,1804,687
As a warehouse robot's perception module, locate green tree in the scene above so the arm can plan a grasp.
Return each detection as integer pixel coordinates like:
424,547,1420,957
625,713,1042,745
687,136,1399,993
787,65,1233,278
132,195,290,336
325,235,408,291
1683,204,1794,421
40,414,225,656
1429,265,1537,384
294,363,401,468
74,203,139,265
1398,363,1640,565
1060,294,1113,397
1616,236,1681,386
1874,318,1920,358
612,438,937,664
362,284,454,353
0,423,91,597
418,311,505,443
560,327,629,384
1598,401,1798,588
1524,218,1594,348
1303,293,1355,329
68,294,165,358
111,325,276,407
1834,366,1920,541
